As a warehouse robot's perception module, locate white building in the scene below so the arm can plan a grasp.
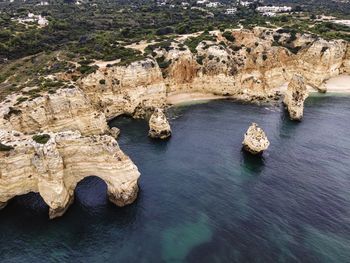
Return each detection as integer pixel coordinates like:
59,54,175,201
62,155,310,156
15,13,49,27
225,8,237,14
256,6,292,13
38,15,49,26
262,12,276,17
197,0,208,5
240,1,251,7
206,2,220,8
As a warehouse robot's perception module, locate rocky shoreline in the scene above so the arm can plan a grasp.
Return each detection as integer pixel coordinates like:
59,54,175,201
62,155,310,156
1,27,350,218
0,130,140,219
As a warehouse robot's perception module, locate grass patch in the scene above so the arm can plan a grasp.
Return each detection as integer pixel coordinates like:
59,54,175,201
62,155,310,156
32,134,51,144
0,143,14,152
184,31,217,53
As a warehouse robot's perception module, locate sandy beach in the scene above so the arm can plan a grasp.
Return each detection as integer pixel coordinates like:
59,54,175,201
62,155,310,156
324,75,350,93
167,92,226,105
167,75,350,105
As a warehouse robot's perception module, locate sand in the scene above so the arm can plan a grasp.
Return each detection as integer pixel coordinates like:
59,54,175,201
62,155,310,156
166,75,350,106
324,75,350,93
167,92,226,105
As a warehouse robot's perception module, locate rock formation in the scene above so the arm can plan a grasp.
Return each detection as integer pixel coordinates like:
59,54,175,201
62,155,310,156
109,127,121,138
0,28,349,217
1,29,349,139
0,87,108,136
79,58,167,119
242,123,270,155
283,74,309,121
148,108,172,139
0,129,140,219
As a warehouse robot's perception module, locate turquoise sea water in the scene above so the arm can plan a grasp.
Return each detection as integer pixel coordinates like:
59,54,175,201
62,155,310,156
1,95,350,262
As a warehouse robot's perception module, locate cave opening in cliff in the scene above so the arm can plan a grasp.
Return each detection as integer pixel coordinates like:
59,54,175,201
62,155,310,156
1,192,49,218
73,176,109,213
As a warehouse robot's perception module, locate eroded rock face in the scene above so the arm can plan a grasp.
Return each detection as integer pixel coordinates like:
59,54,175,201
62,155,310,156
0,88,108,136
108,127,121,138
283,74,309,121
0,28,349,218
1,29,349,139
242,123,270,155
79,58,167,119
0,129,140,219
148,108,171,139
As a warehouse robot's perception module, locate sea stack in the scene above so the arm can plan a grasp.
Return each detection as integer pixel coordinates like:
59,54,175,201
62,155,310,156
148,108,172,139
283,74,309,121
242,123,270,155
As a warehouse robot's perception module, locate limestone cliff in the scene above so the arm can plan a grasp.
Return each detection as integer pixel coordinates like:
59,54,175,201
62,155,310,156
155,29,350,100
0,129,140,218
283,74,309,121
79,58,167,119
1,28,349,137
0,28,349,218
148,108,171,139
0,87,108,136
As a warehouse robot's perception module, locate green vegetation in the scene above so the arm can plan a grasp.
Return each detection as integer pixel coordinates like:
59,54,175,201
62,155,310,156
0,0,349,102
32,134,51,144
311,22,350,41
156,56,172,69
196,55,205,65
222,31,235,42
78,64,99,75
0,142,14,152
184,31,217,53
145,41,173,54
3,107,21,120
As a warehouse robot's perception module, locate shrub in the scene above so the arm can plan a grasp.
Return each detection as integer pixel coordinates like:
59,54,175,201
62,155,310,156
0,143,14,151
99,79,106,85
32,134,51,144
156,27,174,36
3,107,22,120
78,59,94,65
78,65,99,75
156,56,172,69
184,32,216,53
196,55,205,65
222,31,235,42
16,96,28,104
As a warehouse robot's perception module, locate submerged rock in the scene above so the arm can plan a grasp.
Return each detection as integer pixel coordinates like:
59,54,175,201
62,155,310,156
148,108,171,139
283,74,309,121
0,129,140,219
242,123,270,155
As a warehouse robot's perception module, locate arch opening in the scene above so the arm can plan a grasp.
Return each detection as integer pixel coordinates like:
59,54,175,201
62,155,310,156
74,176,109,209
0,192,49,218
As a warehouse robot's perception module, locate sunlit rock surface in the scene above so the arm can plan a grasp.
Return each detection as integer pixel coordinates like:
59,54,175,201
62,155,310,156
242,123,270,155
148,108,171,139
283,74,309,121
0,129,140,219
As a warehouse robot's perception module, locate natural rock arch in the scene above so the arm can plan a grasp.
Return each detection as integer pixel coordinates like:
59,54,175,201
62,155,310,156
0,130,140,219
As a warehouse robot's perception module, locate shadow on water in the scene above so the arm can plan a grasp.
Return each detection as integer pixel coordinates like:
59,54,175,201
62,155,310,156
62,176,140,228
240,149,265,176
0,192,49,219
278,109,301,139
0,177,140,227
